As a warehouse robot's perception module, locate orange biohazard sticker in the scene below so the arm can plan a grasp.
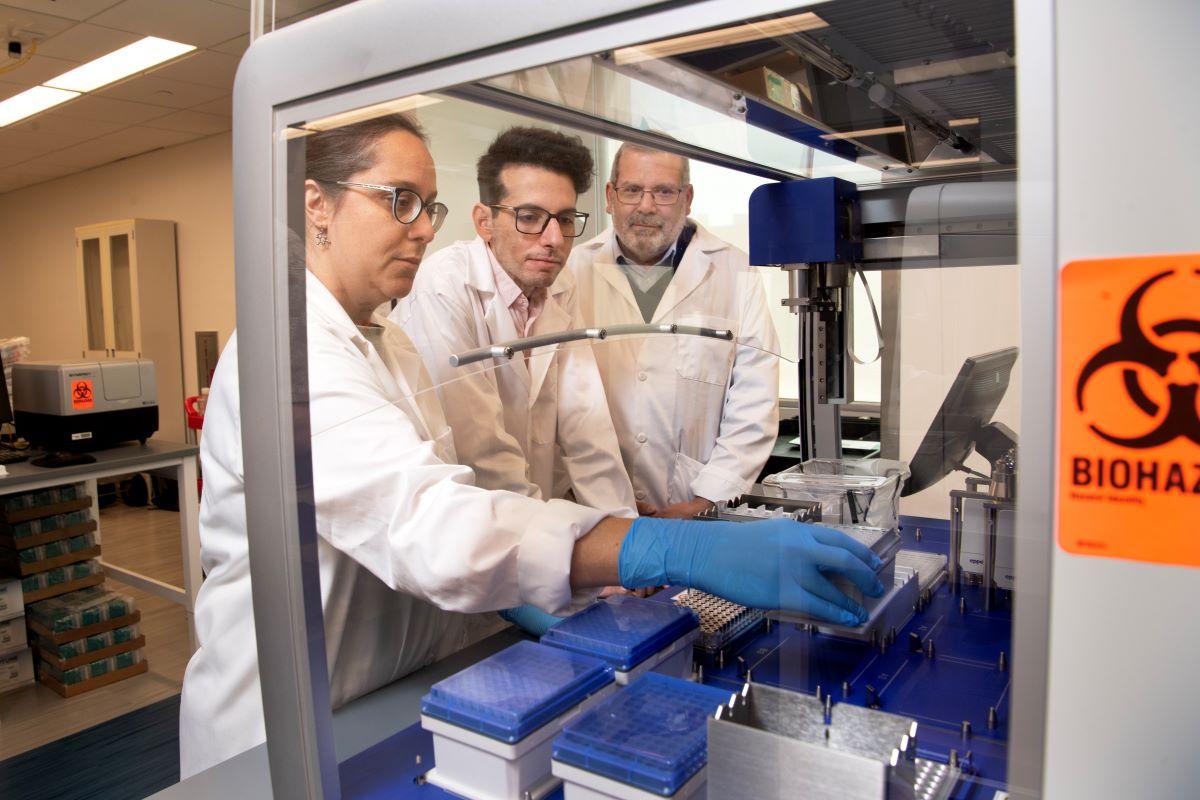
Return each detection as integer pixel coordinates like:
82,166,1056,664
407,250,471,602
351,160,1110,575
1058,254,1200,566
71,379,94,410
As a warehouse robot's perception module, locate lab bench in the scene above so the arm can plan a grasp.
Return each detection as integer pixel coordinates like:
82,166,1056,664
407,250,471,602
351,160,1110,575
0,441,201,647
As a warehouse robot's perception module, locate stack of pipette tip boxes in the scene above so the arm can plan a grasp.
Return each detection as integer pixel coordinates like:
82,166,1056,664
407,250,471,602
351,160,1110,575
420,640,616,800
552,672,730,799
540,595,699,685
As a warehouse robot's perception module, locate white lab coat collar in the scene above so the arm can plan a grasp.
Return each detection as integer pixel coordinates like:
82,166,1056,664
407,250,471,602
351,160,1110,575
304,269,436,441
461,237,573,401
577,221,730,323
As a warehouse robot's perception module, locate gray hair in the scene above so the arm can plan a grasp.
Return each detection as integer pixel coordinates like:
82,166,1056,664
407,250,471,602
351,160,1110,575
609,140,691,187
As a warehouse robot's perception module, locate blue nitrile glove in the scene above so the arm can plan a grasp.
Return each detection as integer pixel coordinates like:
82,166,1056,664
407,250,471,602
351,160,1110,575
499,604,563,637
618,517,885,626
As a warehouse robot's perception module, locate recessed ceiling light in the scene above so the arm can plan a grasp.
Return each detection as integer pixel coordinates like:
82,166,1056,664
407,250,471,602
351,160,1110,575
0,86,80,128
44,36,196,93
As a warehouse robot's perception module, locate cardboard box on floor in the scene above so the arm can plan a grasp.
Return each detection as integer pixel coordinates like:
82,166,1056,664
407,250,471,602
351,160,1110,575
0,647,34,695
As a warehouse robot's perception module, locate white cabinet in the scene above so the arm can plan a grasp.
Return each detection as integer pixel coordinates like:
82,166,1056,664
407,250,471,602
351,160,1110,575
74,219,185,442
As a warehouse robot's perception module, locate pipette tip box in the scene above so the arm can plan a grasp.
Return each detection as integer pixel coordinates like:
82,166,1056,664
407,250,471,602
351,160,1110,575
552,672,730,799
541,595,699,684
420,640,615,800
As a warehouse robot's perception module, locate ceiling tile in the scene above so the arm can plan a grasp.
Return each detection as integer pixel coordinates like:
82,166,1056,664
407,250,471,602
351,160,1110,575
0,114,116,150
0,5,77,39
210,0,355,17
277,0,355,23
13,109,124,140
35,22,141,62
3,154,78,177
48,93,173,124
0,53,80,86
0,1,124,22
143,108,229,135
210,33,247,57
188,94,231,117
89,0,250,49
37,124,201,168
0,175,32,194
0,80,30,101
0,143,41,168
150,49,240,89
97,73,227,109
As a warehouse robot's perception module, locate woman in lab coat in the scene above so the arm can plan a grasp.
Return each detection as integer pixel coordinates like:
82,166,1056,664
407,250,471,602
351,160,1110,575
178,114,885,778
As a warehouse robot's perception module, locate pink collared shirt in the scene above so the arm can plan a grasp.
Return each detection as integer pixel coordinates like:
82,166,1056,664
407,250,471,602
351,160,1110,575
487,245,546,341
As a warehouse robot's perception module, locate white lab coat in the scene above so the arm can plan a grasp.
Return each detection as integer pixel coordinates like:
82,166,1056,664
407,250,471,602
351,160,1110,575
178,271,607,778
393,237,636,516
566,222,780,508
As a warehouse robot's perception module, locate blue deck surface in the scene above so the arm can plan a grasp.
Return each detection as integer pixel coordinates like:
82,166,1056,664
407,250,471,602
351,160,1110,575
340,516,1012,799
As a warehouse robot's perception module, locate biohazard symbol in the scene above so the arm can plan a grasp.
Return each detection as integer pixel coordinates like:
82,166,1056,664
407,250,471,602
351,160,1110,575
1074,268,1200,448
71,379,94,410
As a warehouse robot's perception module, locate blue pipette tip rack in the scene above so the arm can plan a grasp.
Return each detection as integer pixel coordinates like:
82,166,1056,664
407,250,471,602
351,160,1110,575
541,595,699,671
553,672,729,796
420,640,613,743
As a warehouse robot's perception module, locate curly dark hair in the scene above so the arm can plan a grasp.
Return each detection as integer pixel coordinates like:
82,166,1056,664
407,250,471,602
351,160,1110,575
306,112,427,200
476,126,594,205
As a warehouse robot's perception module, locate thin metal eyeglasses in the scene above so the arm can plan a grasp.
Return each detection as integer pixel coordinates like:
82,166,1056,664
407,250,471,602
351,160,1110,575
614,184,686,205
336,181,449,231
488,204,589,238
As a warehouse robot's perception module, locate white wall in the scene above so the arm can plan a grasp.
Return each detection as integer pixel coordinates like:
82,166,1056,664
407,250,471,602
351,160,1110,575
412,97,604,255
0,133,237,443
896,264,1022,518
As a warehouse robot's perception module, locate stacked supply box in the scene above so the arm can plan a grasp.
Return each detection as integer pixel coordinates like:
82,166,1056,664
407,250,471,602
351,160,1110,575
26,587,146,697
1,483,103,603
420,641,615,800
0,577,34,695
541,595,700,685
552,673,730,799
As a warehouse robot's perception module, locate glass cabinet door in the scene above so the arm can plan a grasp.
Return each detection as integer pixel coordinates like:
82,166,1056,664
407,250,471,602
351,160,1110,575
108,232,139,357
79,235,111,358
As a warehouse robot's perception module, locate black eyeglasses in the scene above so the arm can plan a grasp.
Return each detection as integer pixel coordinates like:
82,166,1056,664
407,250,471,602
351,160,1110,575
336,181,449,231
614,184,685,206
489,205,589,238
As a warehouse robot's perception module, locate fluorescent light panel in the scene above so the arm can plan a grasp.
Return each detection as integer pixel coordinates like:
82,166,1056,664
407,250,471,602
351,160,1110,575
0,86,80,128
45,36,195,93
292,95,444,137
821,125,906,141
615,12,827,65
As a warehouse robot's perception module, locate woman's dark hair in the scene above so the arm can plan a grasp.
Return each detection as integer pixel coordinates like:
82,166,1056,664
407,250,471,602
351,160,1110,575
476,126,593,205
306,112,428,198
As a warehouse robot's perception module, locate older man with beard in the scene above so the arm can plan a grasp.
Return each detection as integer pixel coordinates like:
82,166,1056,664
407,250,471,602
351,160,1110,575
567,141,780,520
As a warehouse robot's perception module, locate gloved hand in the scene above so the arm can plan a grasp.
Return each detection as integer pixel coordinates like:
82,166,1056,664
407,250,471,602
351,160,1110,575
499,604,563,637
618,517,885,626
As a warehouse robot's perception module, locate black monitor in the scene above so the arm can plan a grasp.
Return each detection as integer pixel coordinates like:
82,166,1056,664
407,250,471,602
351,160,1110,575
902,347,1019,496
0,349,13,430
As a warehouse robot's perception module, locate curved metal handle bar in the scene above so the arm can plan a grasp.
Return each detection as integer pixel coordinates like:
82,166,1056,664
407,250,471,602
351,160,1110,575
449,323,734,367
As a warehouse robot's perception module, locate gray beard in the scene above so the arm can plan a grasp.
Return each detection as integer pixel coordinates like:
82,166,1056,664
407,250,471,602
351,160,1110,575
619,216,684,264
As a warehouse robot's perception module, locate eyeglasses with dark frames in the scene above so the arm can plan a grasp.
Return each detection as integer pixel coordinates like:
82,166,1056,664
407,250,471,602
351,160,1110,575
336,181,449,231
614,184,686,206
489,204,590,239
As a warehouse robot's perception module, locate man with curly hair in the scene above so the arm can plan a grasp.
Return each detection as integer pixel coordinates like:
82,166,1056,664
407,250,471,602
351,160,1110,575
394,127,636,529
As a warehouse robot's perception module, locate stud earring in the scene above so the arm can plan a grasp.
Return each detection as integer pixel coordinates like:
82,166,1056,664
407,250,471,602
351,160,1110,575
315,227,330,247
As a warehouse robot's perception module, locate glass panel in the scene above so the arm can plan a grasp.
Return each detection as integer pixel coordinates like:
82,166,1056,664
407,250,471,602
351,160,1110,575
108,233,135,352
81,237,106,351
251,2,1021,795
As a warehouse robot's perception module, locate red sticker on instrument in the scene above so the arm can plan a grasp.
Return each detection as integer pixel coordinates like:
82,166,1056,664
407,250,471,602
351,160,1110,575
1058,254,1200,566
72,379,94,410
